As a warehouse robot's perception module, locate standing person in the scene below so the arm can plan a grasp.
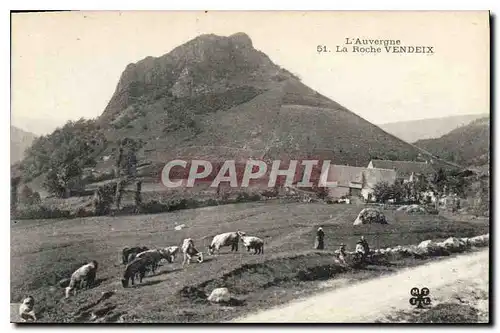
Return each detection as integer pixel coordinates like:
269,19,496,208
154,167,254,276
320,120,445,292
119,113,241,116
338,243,347,265
314,227,325,250
360,236,370,255
355,236,370,263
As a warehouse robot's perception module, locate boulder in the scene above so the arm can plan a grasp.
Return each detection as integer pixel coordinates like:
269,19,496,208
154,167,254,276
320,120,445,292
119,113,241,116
405,204,427,214
396,205,408,211
174,224,186,231
460,237,470,245
469,234,489,247
417,239,450,257
418,240,437,250
207,288,231,303
353,208,388,225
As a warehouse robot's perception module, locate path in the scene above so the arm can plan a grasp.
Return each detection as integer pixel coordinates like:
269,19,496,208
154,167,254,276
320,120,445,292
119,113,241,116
232,249,489,323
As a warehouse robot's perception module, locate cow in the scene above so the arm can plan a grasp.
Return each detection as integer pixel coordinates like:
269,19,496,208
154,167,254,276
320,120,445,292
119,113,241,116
207,231,245,255
121,257,149,288
65,260,98,298
181,238,204,266
240,235,264,254
135,249,168,275
122,246,149,265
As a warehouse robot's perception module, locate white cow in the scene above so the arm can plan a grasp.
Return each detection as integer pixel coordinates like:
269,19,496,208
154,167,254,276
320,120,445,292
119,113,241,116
65,261,98,298
182,238,204,266
161,246,180,262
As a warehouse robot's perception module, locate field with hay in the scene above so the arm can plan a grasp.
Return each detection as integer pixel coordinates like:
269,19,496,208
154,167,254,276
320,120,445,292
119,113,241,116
10,201,489,323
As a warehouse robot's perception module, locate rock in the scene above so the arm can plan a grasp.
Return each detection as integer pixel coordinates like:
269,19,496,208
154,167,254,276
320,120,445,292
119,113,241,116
58,278,71,288
353,208,388,225
460,237,470,245
405,204,427,214
440,237,464,253
418,240,439,255
469,234,489,247
418,240,437,249
207,288,231,303
174,224,186,231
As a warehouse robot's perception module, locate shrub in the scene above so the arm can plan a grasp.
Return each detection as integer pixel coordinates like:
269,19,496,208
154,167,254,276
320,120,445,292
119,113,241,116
140,200,170,214
73,207,93,218
13,205,71,220
92,182,117,216
236,192,250,202
19,185,41,206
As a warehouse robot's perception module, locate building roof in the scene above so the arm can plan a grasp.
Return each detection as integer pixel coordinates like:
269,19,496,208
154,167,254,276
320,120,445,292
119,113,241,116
327,165,364,187
327,165,396,189
362,168,398,189
368,160,435,178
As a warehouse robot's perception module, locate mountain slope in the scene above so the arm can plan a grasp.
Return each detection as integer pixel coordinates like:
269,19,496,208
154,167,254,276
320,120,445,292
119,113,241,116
10,126,36,164
92,32,433,170
378,114,488,143
414,117,490,167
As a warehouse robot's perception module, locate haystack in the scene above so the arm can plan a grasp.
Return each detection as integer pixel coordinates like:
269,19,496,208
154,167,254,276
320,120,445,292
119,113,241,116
353,208,388,225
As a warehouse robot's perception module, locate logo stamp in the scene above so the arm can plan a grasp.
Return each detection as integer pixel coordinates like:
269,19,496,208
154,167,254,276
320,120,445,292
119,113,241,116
409,287,431,309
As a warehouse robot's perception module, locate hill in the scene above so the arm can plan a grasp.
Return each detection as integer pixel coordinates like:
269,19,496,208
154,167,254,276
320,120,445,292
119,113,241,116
20,32,463,191
414,117,490,167
378,114,488,143
94,32,431,169
11,126,36,164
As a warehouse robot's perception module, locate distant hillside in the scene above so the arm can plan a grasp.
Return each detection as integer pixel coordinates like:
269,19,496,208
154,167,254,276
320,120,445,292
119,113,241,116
378,114,488,143
414,117,490,167
11,126,36,164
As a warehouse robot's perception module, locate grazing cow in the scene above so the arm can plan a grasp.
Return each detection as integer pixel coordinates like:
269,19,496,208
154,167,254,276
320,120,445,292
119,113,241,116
135,249,168,275
182,238,204,266
19,296,36,322
122,246,149,265
65,260,98,298
207,231,245,255
161,246,179,263
240,235,264,254
121,257,149,288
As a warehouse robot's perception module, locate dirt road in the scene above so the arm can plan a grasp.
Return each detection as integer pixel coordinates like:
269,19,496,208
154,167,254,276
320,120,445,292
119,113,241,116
232,249,489,323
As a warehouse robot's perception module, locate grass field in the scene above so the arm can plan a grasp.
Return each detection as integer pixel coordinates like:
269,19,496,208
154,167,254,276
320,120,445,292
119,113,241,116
10,201,489,323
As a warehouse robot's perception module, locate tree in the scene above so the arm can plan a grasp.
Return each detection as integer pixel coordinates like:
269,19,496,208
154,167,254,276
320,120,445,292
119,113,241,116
114,138,140,209
11,177,20,213
134,181,142,213
21,118,106,197
93,183,115,216
373,181,392,203
431,168,447,210
391,181,405,203
19,185,41,206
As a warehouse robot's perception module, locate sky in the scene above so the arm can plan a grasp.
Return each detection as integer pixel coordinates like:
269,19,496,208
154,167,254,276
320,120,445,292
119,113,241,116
11,11,489,135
